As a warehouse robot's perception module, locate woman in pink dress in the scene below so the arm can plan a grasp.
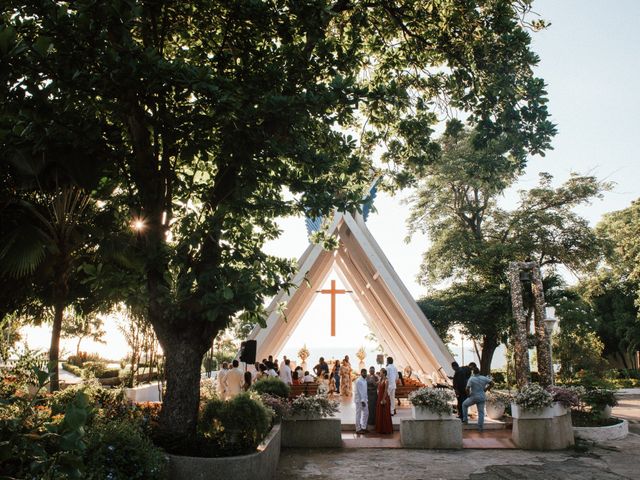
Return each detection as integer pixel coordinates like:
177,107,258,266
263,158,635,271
375,368,393,434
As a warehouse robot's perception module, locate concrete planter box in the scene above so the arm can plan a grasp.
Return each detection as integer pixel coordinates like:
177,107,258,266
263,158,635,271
573,418,628,443
511,401,567,419
486,402,506,420
400,418,462,449
512,407,574,450
125,382,161,403
411,405,450,420
168,424,281,480
281,417,341,448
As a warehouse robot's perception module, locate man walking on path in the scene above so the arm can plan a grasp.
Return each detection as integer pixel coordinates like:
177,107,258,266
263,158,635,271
462,366,494,432
385,357,398,415
354,369,369,433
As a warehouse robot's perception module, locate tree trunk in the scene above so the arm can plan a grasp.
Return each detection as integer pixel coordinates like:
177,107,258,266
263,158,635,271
156,336,209,446
531,267,552,386
479,335,498,375
508,262,530,388
49,302,64,392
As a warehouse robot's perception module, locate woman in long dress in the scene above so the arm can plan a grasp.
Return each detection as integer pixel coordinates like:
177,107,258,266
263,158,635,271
375,368,393,434
366,366,378,429
331,360,341,394
340,357,352,396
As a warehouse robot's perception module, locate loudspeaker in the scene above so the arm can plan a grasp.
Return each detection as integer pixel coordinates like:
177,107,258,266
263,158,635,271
239,340,257,364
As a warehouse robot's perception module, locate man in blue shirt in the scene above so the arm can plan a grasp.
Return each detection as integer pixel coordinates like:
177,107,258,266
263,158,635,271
462,366,494,432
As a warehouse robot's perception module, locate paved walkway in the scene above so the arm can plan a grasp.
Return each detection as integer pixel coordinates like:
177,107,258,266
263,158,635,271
278,393,640,479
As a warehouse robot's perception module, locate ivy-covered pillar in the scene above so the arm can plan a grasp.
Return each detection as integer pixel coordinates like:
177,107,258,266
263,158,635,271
531,266,552,386
508,262,530,388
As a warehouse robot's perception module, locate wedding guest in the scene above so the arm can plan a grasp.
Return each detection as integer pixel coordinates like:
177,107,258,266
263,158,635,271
313,357,329,378
303,371,315,383
292,370,302,385
331,360,341,394
366,366,378,429
354,369,369,434
266,363,278,377
451,361,471,420
340,357,352,396
217,361,229,400
375,368,393,434
385,357,399,415
279,358,293,386
252,362,261,382
256,363,268,380
226,360,244,399
243,371,253,391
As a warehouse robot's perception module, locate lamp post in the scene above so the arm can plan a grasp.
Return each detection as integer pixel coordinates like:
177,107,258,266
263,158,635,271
543,306,557,386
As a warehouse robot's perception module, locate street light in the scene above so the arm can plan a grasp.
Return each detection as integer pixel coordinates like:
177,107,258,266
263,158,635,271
543,306,557,385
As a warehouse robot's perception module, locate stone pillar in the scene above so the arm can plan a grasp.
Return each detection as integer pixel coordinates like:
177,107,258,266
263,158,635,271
531,266,552,387
508,262,530,388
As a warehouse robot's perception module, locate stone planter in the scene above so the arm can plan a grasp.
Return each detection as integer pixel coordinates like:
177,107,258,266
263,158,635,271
168,424,281,480
125,382,161,403
486,402,506,420
411,405,449,420
511,401,567,419
511,402,574,450
400,418,462,449
281,417,341,448
573,418,628,443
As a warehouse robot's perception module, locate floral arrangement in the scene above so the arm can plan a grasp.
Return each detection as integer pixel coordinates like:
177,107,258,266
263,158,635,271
408,388,454,415
288,394,339,418
260,394,292,421
297,344,310,363
485,390,512,406
546,385,582,408
356,347,366,362
514,383,553,411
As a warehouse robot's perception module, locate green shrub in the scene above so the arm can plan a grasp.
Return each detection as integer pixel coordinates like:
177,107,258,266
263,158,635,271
82,361,107,378
250,377,290,398
583,388,618,410
84,419,167,480
200,393,272,453
62,362,84,377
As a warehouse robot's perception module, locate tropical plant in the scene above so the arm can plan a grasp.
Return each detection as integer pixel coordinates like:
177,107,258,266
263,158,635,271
288,394,339,419
408,388,454,415
514,383,553,411
583,388,618,410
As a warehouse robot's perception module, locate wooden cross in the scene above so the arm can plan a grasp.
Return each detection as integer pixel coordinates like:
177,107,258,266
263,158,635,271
317,279,352,336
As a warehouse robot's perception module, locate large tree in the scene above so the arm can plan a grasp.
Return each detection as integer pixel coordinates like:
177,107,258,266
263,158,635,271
411,127,608,373
2,0,555,443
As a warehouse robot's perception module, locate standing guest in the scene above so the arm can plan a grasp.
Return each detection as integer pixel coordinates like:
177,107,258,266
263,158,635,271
375,368,393,434
292,370,302,385
385,357,399,415
366,366,378,429
279,358,293,386
462,366,494,432
243,371,253,391
340,357,352,396
451,361,471,420
267,355,274,369
279,355,288,372
331,360,341,394
313,357,329,378
273,358,279,374
266,363,278,377
226,360,244,399
217,362,229,400
303,371,315,383
354,369,369,434
256,363,268,380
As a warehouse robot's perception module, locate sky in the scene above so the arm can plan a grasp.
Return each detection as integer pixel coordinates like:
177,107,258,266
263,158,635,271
20,1,640,368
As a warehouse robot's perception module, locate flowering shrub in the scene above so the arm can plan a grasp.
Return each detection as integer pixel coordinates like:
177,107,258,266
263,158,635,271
485,390,512,406
289,394,339,418
514,383,553,411
408,388,454,415
546,386,582,408
260,394,292,421
584,388,618,410
250,377,291,398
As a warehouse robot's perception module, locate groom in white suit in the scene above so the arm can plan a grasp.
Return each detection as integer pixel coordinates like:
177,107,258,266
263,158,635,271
354,369,369,434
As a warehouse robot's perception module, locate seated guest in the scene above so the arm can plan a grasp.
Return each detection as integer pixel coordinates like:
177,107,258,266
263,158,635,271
292,370,302,385
266,364,278,377
303,371,315,383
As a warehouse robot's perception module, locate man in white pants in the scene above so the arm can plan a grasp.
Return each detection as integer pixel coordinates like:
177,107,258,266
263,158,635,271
217,362,229,400
386,357,399,415
354,368,369,434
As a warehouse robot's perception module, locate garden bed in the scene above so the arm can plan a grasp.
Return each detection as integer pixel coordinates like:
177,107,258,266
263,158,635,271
571,410,622,428
573,417,628,443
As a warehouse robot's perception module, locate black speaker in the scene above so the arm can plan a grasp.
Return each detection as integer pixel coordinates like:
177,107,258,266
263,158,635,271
239,340,257,364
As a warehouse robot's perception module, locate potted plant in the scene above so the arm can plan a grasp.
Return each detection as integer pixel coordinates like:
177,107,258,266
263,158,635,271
511,383,556,419
485,391,512,419
408,387,454,419
584,388,618,419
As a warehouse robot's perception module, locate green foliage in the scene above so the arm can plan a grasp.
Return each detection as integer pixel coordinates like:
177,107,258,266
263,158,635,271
408,388,454,415
200,393,272,453
250,377,291,398
514,383,553,411
583,388,618,410
289,394,339,418
83,419,167,480
553,329,609,380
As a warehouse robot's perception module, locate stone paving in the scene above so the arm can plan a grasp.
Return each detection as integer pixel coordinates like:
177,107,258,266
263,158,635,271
276,394,640,479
